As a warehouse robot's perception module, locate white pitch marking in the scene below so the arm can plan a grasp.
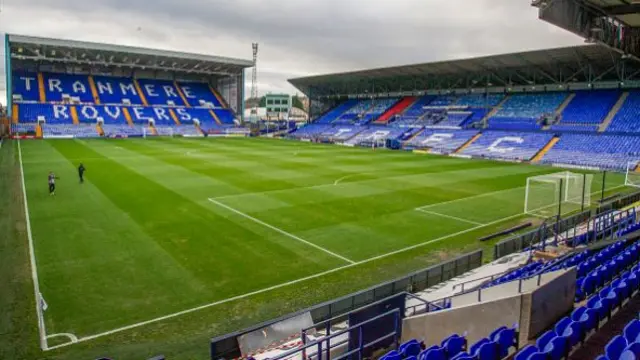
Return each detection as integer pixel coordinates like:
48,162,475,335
18,140,48,350
415,208,484,226
46,333,78,343
40,179,632,349
44,207,532,350
416,186,526,211
207,198,356,264
334,174,362,185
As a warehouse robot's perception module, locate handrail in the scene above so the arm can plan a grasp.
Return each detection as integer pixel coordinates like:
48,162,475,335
451,269,512,293
272,309,401,360
302,292,437,335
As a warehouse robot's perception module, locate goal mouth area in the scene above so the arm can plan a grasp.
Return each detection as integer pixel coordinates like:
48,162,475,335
524,171,593,218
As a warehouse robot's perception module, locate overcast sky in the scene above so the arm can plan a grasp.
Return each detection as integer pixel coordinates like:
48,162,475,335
0,0,584,104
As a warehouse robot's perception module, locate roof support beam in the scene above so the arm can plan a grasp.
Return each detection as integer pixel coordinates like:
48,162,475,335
602,4,640,15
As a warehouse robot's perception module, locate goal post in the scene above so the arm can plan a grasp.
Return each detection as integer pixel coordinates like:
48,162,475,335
524,171,593,217
625,161,640,188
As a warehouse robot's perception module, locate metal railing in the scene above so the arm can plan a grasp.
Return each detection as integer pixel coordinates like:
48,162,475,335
272,309,402,360
210,250,482,360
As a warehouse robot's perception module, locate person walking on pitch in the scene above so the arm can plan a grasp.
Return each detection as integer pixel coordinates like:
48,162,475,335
78,163,86,183
48,171,59,196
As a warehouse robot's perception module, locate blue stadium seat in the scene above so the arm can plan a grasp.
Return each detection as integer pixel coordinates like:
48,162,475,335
461,131,553,161
93,76,144,105
514,345,538,360
399,339,421,358
441,334,466,358
420,346,445,360
12,72,40,101
624,319,640,343
606,335,628,360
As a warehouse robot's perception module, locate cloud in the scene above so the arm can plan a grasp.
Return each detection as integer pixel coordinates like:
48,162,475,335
0,0,583,104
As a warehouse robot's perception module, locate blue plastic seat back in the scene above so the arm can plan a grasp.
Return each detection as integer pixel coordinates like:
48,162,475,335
625,342,640,356
620,349,637,360
469,338,489,356
400,339,422,358
527,352,547,360
381,350,402,360
561,321,583,347
514,345,537,360
536,330,556,350
554,317,572,337
606,335,628,360
624,320,640,343
571,307,587,322
443,334,465,358
579,308,598,333
543,336,567,360
421,347,445,360
489,326,507,342
495,327,517,358
477,342,498,360
451,353,474,360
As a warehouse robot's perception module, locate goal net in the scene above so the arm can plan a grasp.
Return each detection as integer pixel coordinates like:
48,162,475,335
524,171,593,217
625,161,640,188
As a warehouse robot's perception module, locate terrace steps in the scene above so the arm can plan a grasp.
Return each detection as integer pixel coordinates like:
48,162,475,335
133,79,149,106
375,97,417,124
599,91,629,132
169,109,182,125
209,109,222,125
12,104,18,124
403,128,425,145
479,95,510,125
455,133,481,153
531,136,560,163
122,108,135,126
70,106,80,125
37,73,46,103
209,85,228,108
174,81,191,107
554,92,575,115
88,75,101,104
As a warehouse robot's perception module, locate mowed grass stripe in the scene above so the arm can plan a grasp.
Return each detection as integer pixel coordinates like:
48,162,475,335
109,139,558,260
27,140,344,336
21,141,215,336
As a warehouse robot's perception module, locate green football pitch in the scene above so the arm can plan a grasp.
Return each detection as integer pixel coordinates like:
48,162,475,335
0,137,630,359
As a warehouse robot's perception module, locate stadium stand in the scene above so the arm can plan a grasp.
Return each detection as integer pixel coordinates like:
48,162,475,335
539,134,640,171
8,35,251,139
606,91,640,133
487,93,567,130
404,129,479,154
553,90,619,130
460,131,554,161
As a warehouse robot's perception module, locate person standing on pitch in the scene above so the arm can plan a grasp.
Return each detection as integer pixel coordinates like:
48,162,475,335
48,171,59,196
78,163,86,183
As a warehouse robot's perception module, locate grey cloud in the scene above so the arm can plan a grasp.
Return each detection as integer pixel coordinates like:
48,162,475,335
1,0,582,100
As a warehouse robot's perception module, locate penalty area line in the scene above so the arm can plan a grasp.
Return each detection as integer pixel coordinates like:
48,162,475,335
415,208,484,226
207,198,356,265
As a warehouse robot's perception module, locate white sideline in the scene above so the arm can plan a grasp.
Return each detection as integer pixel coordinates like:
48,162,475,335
207,198,356,265
18,140,49,350
415,208,484,226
